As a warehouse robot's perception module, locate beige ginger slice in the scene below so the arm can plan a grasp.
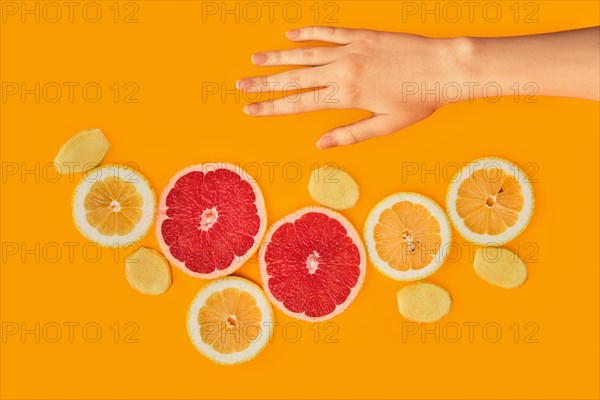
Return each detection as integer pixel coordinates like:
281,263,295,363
397,282,452,322
125,247,172,295
473,247,528,289
54,128,110,174
308,165,359,210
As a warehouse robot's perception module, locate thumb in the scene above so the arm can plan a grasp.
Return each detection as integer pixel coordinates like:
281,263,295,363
316,111,430,149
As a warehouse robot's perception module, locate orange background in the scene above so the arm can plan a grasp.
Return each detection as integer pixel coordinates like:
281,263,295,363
1,1,599,399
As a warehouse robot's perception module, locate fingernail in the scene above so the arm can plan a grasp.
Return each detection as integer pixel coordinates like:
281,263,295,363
317,135,336,149
286,29,300,39
235,80,240,90
244,103,261,115
251,53,267,65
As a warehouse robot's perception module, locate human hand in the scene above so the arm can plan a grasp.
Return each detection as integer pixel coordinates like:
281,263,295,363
237,26,470,149
237,26,600,149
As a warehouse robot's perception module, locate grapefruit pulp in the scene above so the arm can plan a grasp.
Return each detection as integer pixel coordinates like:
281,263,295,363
156,163,266,279
259,207,366,322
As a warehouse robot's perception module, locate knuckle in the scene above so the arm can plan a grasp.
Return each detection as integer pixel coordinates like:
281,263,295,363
301,47,315,59
336,129,359,146
265,101,276,115
344,55,366,77
344,84,361,103
270,50,281,63
290,96,305,113
359,29,378,41
288,71,303,85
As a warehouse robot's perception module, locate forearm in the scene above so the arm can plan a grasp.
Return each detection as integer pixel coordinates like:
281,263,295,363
463,27,600,101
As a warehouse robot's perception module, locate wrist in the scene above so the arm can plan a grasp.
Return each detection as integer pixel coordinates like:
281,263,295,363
436,36,482,102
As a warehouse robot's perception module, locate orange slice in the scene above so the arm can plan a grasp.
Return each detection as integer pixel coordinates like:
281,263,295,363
446,157,534,245
72,164,156,247
364,192,451,281
187,277,273,365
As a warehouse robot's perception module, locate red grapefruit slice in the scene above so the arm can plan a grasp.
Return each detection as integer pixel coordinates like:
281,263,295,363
259,207,366,322
156,163,267,279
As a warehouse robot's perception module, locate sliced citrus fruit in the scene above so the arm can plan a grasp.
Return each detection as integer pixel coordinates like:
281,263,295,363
259,207,366,322
397,282,452,322
446,157,534,245
55,128,110,174
156,163,267,279
473,247,528,288
72,164,156,247
308,165,360,210
125,247,172,295
364,192,451,281
187,277,273,365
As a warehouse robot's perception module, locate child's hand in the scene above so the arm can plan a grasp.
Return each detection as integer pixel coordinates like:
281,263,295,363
238,26,599,149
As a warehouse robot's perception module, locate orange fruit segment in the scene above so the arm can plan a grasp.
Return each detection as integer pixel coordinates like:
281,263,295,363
447,158,534,245
84,177,143,236
72,165,156,247
187,277,273,365
199,288,262,354
456,168,524,235
365,193,451,281
374,202,442,271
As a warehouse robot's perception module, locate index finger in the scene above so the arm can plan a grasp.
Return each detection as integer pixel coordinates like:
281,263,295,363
285,26,362,44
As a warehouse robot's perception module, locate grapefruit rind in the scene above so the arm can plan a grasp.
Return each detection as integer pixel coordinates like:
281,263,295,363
186,276,274,365
156,162,267,280
72,164,156,248
473,247,528,289
446,157,534,245
397,282,452,323
259,206,367,322
364,192,452,281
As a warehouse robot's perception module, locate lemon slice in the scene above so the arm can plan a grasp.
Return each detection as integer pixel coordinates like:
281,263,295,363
473,247,528,288
187,277,273,365
308,165,359,210
446,157,534,245
54,128,110,174
125,247,172,295
397,282,452,322
72,164,156,247
364,192,452,281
